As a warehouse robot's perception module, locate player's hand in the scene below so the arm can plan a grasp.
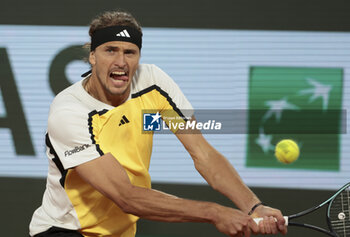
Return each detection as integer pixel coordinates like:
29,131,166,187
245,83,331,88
251,205,288,235
212,205,259,237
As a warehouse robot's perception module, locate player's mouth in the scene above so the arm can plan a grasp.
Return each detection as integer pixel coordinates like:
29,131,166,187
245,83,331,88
109,70,129,86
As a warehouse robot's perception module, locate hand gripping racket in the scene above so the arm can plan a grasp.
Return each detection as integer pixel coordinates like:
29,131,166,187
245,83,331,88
254,182,350,236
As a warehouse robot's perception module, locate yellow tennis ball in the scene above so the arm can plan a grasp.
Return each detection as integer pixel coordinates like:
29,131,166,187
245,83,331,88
275,139,299,164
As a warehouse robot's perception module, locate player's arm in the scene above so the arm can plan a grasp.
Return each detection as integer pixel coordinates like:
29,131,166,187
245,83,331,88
175,126,287,235
74,152,259,236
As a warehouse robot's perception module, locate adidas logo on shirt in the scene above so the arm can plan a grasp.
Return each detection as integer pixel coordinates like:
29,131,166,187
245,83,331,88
119,115,130,126
116,29,131,38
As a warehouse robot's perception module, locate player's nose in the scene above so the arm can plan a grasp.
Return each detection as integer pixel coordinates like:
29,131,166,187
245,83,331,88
113,53,127,67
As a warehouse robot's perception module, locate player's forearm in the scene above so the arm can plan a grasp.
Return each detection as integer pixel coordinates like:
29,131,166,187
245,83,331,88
116,185,219,223
76,153,220,224
192,139,260,213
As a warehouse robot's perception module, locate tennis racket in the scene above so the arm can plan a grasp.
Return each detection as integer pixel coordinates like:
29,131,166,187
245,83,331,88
254,182,350,236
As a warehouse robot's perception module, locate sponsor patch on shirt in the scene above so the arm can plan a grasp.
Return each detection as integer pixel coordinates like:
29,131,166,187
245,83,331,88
64,144,91,157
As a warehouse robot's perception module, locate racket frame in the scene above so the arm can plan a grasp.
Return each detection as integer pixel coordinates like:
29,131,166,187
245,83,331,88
254,183,350,237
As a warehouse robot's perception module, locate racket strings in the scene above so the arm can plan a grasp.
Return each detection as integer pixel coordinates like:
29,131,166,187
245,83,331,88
329,187,350,237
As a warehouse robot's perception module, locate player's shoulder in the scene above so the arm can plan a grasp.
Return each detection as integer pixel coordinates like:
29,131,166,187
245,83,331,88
137,63,159,72
48,80,95,126
135,63,163,80
133,64,176,91
50,81,84,112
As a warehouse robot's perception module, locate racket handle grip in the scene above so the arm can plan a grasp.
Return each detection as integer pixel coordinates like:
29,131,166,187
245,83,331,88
253,216,289,226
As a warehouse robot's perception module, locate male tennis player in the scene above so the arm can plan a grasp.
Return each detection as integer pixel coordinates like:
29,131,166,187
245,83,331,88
29,10,287,237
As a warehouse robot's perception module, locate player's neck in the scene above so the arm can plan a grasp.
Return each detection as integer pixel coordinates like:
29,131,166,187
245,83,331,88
83,76,130,107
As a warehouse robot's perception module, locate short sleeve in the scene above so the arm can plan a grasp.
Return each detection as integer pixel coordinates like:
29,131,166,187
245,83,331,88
47,108,103,169
150,64,193,118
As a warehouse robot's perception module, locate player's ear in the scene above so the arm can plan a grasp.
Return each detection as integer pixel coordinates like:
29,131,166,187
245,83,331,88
89,51,96,66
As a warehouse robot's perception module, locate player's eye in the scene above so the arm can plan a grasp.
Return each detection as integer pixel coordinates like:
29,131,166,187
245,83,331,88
105,47,115,53
125,50,136,55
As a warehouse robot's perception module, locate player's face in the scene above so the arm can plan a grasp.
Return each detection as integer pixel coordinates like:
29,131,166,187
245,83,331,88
89,41,140,98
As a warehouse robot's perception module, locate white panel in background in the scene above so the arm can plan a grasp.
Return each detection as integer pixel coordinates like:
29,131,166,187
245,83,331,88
0,25,349,190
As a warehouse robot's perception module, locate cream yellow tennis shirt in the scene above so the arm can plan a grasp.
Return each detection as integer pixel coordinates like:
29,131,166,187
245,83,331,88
29,64,193,237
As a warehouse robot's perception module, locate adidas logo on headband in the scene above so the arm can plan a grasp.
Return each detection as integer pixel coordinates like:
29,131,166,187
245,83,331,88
90,25,142,51
116,29,131,38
